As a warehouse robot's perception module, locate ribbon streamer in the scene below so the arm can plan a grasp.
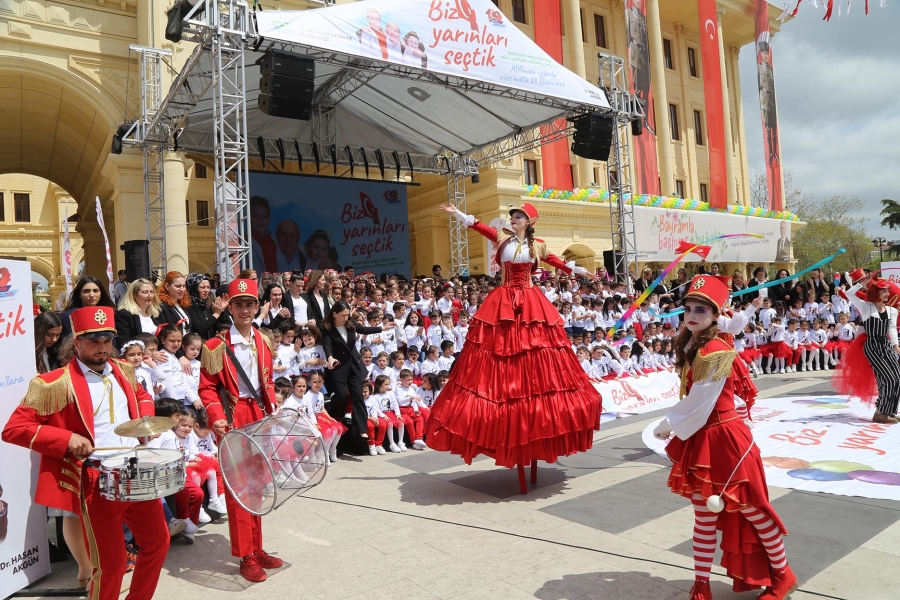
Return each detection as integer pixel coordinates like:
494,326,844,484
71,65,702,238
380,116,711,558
606,233,763,337
652,248,848,319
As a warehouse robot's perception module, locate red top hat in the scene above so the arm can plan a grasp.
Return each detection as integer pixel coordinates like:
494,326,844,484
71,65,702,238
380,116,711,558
228,278,259,301
71,306,116,338
848,268,866,284
509,202,539,225
683,275,730,311
714,275,733,290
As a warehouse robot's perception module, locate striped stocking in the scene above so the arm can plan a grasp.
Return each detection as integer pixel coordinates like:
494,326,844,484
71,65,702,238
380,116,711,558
740,507,787,570
691,493,718,581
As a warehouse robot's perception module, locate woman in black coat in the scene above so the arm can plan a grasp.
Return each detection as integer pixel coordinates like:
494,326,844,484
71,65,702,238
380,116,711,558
769,269,794,306
301,270,332,327
322,300,382,440
114,279,165,348
185,273,227,339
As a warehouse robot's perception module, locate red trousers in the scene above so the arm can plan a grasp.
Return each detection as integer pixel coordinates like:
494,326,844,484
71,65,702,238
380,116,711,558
81,468,169,600
366,418,387,446
173,479,203,523
418,406,431,422
222,398,267,558
399,406,424,441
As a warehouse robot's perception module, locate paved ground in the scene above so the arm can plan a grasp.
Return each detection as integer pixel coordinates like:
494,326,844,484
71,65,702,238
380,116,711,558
33,371,897,599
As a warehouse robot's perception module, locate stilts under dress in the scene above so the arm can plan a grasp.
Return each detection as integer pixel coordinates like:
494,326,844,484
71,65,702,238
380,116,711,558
424,211,602,468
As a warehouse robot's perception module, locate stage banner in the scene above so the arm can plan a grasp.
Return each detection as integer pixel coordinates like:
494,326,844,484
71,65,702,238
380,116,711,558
633,205,793,263
697,0,728,209
644,395,900,502
0,259,49,596
594,370,680,415
486,218,506,276
625,0,660,195
62,204,73,294
880,261,900,284
249,173,410,277
94,197,115,296
255,0,608,109
754,0,783,211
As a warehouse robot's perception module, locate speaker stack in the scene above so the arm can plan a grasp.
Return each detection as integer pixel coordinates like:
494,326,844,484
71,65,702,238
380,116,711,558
570,113,614,162
121,240,151,282
258,51,316,121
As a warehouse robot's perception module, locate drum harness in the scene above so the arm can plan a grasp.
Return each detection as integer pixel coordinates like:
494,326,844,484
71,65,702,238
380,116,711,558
221,343,269,427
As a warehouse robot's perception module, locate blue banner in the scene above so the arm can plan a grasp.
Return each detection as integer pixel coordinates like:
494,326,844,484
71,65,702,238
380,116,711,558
249,173,410,277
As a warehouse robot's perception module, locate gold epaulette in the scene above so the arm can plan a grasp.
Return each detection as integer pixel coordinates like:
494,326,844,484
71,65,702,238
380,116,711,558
112,359,138,390
201,340,226,375
20,371,74,416
691,348,736,384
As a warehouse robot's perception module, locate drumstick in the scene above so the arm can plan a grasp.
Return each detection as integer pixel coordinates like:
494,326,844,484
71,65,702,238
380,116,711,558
91,446,140,452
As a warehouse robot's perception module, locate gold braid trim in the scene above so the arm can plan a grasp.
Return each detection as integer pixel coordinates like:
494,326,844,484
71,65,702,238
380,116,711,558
201,342,226,375
534,240,547,260
691,349,736,384
112,359,138,390
20,372,74,416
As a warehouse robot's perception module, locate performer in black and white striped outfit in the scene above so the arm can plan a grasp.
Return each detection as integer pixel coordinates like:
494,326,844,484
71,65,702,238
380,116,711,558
840,273,900,424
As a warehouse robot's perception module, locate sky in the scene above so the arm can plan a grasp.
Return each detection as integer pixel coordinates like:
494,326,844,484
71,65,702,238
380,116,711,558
737,1,900,239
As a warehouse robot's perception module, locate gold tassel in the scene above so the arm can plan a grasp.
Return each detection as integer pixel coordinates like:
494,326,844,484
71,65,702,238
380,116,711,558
201,341,226,375
20,372,74,416
691,349,736,385
112,359,138,390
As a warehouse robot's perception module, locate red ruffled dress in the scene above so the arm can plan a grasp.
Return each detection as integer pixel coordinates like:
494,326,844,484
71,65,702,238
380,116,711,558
424,219,602,468
665,336,786,588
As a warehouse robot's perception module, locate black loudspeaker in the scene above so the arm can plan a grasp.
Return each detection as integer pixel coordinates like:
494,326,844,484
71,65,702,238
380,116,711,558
571,113,614,161
258,51,315,121
121,240,151,282
631,119,643,136
603,250,624,279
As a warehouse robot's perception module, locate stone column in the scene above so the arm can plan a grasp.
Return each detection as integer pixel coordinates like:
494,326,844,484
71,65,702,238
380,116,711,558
163,151,190,274
647,0,675,195
565,0,594,188
78,221,107,280
674,22,699,198
102,150,150,272
730,44,752,206
716,5,737,204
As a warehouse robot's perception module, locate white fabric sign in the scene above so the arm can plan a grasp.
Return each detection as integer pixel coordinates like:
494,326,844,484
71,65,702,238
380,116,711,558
486,218,506,276
880,260,900,285
594,370,680,416
643,395,900,502
0,259,49,595
255,0,609,109
633,206,794,263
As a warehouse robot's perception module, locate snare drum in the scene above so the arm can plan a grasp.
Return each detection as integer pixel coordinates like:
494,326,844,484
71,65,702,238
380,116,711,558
219,411,328,516
97,447,185,501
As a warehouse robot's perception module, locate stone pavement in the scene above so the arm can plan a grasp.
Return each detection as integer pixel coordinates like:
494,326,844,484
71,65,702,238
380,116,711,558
36,371,897,599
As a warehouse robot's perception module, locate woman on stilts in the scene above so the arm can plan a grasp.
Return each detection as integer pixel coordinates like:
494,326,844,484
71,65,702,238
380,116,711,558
654,275,796,600
832,272,900,423
424,202,603,492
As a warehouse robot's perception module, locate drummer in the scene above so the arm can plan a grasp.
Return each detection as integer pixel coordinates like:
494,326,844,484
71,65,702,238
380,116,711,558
198,278,282,583
2,306,168,600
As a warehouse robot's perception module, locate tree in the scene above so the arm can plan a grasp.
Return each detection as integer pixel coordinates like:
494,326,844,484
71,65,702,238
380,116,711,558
749,167,808,211
790,193,872,273
879,198,900,230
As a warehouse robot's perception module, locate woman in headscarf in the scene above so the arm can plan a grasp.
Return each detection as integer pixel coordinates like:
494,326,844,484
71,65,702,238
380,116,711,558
185,272,227,340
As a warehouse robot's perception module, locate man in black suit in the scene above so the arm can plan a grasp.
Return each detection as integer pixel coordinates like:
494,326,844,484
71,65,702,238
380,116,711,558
322,300,382,439
775,220,792,262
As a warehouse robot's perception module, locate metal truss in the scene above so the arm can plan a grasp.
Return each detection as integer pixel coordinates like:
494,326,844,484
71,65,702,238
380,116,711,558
598,52,642,294
447,170,469,277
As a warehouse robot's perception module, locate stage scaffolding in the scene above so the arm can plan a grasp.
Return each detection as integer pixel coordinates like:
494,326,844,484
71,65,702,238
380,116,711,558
121,0,632,279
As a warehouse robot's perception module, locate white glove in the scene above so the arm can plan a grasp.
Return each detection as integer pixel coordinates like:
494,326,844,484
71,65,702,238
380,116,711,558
653,420,673,440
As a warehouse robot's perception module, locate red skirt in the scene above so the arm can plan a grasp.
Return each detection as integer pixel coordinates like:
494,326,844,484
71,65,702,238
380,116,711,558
769,341,792,359
738,348,759,363
666,409,787,588
315,411,348,438
831,333,878,406
831,339,852,353
424,263,602,468
756,342,774,357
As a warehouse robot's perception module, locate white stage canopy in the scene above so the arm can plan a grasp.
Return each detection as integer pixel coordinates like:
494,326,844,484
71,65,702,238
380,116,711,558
178,0,610,161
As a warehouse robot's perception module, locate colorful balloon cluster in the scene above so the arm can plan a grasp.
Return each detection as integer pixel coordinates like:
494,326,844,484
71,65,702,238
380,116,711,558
521,186,801,221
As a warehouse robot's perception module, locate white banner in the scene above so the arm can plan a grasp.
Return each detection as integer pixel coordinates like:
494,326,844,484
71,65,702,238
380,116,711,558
879,260,900,284
255,0,608,109
62,204,73,294
633,206,795,263
643,395,900,502
94,197,115,294
486,218,506,276
594,370,680,415
0,259,49,596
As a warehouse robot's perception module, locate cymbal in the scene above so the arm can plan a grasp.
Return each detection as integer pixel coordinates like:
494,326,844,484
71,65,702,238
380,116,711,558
114,416,174,438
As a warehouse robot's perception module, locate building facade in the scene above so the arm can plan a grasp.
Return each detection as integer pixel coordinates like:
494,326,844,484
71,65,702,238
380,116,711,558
0,0,785,301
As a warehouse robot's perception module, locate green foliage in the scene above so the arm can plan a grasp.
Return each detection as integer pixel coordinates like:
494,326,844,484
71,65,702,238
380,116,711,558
879,198,900,230
789,193,872,273
36,297,51,312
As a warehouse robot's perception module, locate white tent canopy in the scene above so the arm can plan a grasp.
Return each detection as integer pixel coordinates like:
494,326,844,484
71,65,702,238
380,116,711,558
178,0,610,162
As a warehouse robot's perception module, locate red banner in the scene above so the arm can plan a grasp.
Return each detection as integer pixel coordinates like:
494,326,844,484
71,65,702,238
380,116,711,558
754,0,783,211
533,0,573,190
625,0,660,195
697,0,727,209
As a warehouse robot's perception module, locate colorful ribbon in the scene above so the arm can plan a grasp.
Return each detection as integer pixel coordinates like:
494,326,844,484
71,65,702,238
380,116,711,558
606,233,763,337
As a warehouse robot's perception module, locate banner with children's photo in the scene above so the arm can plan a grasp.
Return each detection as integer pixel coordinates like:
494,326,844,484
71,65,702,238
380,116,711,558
254,0,608,109
0,259,50,597
594,370,680,416
249,172,410,277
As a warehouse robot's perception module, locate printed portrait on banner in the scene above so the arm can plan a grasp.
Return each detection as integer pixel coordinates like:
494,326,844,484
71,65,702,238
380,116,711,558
624,0,660,196
755,0,784,211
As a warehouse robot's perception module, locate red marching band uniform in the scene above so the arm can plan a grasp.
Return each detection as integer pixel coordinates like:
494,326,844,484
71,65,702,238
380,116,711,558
655,275,796,600
2,306,168,600
425,203,602,478
197,278,282,581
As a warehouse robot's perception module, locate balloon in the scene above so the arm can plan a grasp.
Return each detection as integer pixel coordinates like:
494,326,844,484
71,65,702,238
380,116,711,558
810,460,873,474
787,468,851,482
792,399,824,404
808,403,849,409
763,456,810,470
848,470,900,486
